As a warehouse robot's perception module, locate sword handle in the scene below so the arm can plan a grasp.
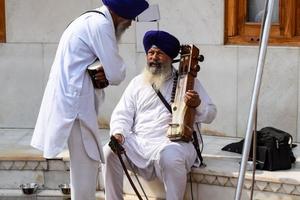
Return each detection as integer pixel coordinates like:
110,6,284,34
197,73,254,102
109,136,125,154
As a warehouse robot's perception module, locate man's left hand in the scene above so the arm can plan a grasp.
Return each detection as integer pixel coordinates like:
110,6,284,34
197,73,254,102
109,135,125,154
94,67,109,89
184,90,201,108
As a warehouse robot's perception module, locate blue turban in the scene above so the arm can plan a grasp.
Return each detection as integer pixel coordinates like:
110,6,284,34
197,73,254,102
103,0,149,20
143,30,180,59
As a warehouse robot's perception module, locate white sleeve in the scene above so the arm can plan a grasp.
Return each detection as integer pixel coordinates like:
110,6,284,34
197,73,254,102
194,80,217,124
85,15,126,85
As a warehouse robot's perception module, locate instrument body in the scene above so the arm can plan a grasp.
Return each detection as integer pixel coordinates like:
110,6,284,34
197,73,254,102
87,60,109,89
167,45,201,142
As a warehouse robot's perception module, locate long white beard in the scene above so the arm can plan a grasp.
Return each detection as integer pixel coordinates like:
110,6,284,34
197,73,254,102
115,26,125,42
142,64,172,90
115,21,128,42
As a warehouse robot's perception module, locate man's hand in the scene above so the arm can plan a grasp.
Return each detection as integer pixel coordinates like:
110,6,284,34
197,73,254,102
94,67,109,89
109,134,125,154
113,133,125,144
184,90,201,108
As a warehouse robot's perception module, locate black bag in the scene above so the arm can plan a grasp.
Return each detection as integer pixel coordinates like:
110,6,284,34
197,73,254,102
222,127,296,171
255,127,295,171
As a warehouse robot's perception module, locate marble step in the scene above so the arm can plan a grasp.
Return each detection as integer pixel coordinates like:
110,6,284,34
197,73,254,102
0,158,70,190
0,189,107,200
0,189,72,200
0,189,164,200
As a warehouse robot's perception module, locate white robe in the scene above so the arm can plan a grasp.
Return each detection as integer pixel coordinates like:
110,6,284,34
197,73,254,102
109,72,217,171
31,6,126,162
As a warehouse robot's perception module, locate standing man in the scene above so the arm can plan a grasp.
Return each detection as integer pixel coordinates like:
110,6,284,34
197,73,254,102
103,30,217,200
31,1,149,200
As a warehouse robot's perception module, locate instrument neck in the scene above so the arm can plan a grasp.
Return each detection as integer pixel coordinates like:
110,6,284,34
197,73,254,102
170,70,178,103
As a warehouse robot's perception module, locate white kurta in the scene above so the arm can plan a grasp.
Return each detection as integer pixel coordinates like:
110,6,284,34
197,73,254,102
31,6,126,162
110,72,217,170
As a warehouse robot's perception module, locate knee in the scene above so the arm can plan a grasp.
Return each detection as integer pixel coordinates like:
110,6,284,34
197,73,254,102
159,146,185,170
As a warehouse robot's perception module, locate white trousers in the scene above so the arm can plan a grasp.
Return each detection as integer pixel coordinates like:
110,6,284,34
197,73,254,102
103,141,196,200
68,120,100,200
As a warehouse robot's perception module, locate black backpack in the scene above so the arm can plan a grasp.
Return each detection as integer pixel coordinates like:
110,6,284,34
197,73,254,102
255,127,296,171
222,127,296,171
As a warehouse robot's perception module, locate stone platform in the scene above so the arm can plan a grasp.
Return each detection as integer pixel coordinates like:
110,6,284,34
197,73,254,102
0,129,300,200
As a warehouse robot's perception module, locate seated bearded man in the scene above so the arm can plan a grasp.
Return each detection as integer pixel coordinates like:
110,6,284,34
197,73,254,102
103,30,217,200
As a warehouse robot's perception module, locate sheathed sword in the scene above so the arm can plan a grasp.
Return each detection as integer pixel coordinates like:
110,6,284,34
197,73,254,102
109,136,148,200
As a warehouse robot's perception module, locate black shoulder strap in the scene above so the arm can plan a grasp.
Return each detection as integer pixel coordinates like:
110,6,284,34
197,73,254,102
152,70,178,113
67,10,106,28
152,85,172,113
81,10,106,17
192,131,205,167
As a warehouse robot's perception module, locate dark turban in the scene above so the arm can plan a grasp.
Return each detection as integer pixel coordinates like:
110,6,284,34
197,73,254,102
143,30,180,59
102,0,149,20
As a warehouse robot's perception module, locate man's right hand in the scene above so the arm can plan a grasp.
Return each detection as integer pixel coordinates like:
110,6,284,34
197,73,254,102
113,134,125,144
109,135,125,154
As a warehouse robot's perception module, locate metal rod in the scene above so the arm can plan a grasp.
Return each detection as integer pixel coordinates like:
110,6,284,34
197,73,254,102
234,0,274,199
249,109,257,200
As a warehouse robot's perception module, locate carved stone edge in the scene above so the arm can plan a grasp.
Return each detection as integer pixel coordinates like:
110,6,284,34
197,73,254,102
0,160,70,171
190,173,300,196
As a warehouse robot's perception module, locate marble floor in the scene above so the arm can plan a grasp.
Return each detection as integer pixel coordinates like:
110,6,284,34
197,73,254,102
0,128,299,164
0,128,111,161
0,128,243,161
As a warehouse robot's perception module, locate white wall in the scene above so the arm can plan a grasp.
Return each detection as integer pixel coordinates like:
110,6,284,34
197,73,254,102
1,0,300,141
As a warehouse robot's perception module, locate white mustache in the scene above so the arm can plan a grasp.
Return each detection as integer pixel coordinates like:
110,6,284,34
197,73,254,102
149,62,162,67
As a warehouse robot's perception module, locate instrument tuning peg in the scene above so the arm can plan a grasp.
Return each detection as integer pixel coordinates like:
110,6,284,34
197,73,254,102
198,55,204,62
192,64,200,73
196,65,200,72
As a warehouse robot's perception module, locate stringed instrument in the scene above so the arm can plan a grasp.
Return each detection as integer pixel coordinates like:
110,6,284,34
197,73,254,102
167,45,203,142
